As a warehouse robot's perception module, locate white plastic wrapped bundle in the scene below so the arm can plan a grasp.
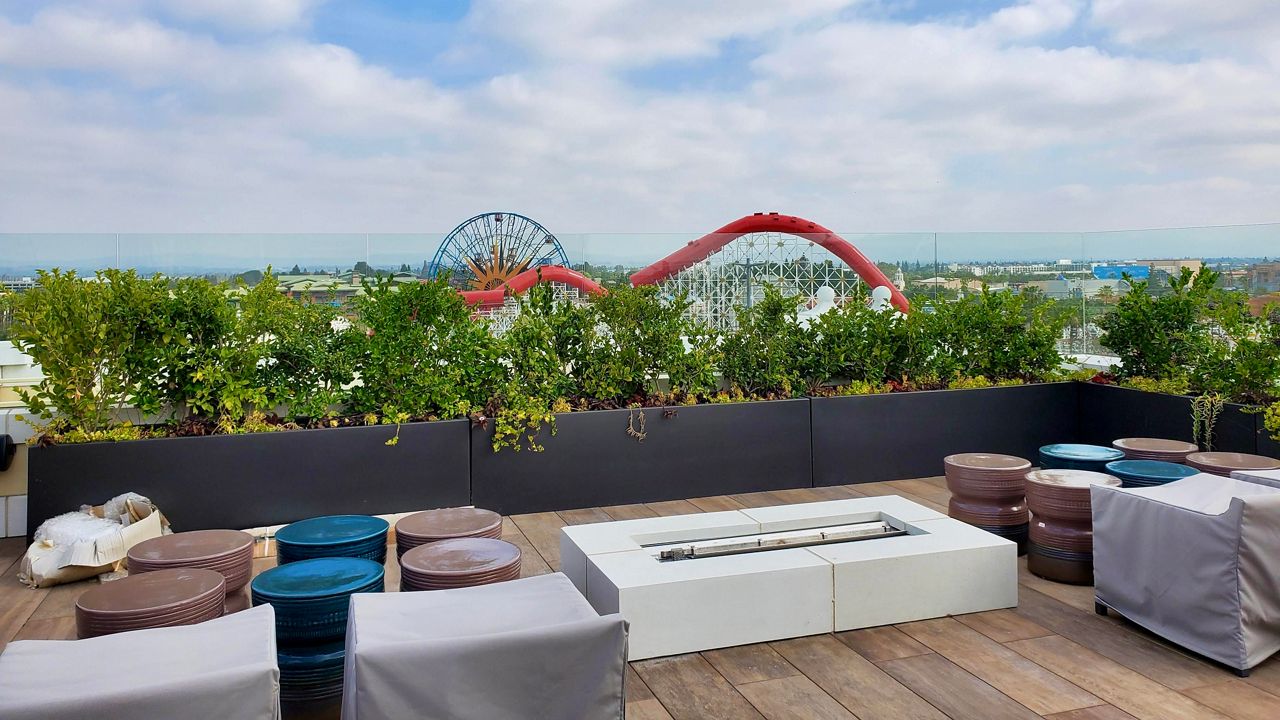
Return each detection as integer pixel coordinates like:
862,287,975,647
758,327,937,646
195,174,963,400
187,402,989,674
33,512,121,547
18,492,167,588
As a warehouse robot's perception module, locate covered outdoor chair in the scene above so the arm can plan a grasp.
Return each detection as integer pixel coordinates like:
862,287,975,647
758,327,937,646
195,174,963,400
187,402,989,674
342,572,627,720
1232,467,1280,489
0,604,280,720
1092,474,1280,675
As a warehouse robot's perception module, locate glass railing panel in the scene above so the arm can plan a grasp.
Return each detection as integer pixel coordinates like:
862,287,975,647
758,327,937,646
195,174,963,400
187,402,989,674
936,231,1090,354
1,234,119,274
115,234,368,280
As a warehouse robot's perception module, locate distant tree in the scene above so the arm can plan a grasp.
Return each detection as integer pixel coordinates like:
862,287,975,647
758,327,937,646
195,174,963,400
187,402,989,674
289,264,301,274
238,270,264,285
399,263,411,273
354,261,373,276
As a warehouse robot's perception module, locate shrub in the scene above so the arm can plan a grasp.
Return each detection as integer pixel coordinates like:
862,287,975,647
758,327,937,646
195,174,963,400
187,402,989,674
576,285,716,403
137,277,269,421
1190,296,1280,405
917,288,1065,383
488,282,591,450
348,276,505,421
238,272,359,421
4,269,171,436
1119,375,1191,396
1264,401,1280,442
501,281,590,403
802,301,909,392
719,286,807,397
1097,268,1219,380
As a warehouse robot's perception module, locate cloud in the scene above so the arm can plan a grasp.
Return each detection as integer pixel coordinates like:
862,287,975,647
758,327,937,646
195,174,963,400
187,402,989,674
981,0,1081,40
1090,0,1280,59
0,0,1277,258
466,0,858,67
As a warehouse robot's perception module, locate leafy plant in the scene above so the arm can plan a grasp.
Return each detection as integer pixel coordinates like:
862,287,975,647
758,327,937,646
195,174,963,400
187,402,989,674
719,286,807,397
1189,295,1280,405
1119,376,1191,396
139,276,269,422
918,287,1065,383
238,272,359,421
4,269,171,436
487,282,589,451
576,285,714,403
1264,401,1280,442
1097,267,1220,380
802,300,910,392
348,275,505,422
1191,392,1225,451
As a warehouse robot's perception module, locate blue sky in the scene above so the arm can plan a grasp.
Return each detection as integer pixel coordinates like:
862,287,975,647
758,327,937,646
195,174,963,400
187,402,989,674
0,0,1278,266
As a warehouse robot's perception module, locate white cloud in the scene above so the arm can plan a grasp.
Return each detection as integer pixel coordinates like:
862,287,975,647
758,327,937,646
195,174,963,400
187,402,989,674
466,0,858,66
0,0,1277,252
981,0,1081,40
153,0,322,31
1090,0,1280,64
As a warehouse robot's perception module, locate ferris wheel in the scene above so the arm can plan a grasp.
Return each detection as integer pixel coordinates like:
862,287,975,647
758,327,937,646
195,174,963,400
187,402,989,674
429,212,570,290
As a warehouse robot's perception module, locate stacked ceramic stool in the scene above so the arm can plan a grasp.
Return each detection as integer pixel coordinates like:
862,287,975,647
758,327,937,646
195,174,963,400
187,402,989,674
127,529,255,609
1038,443,1126,472
75,568,227,638
1104,459,1198,488
275,515,390,565
252,556,384,711
394,507,503,561
256,514,389,712
1025,469,1120,584
943,453,1032,554
1111,437,1198,463
400,537,522,592
1186,452,1280,477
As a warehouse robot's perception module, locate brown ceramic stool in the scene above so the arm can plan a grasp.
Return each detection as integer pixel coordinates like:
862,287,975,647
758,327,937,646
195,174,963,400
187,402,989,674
398,537,521,592
75,568,226,638
944,453,1031,555
128,529,255,592
1025,469,1120,584
1185,452,1280,477
1112,438,1198,463
394,508,503,561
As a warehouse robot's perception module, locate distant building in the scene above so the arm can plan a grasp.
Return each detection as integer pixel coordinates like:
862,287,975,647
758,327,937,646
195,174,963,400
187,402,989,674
1250,262,1280,293
1093,265,1150,280
1,277,35,292
1026,277,1130,299
1137,259,1203,276
912,277,965,291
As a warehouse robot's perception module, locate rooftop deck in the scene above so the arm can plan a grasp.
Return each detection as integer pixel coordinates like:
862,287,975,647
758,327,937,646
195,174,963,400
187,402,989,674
2,478,1277,720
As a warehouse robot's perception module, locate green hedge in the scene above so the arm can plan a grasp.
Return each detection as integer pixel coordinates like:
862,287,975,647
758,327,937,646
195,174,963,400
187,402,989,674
2,269,1071,448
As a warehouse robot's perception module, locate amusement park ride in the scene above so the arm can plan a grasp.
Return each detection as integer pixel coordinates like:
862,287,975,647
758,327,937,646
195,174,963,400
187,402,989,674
427,211,909,329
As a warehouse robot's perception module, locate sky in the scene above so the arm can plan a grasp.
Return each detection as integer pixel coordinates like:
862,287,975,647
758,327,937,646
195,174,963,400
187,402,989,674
0,1,1279,266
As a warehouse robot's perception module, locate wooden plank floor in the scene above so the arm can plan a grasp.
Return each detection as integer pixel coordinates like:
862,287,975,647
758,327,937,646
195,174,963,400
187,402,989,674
3,477,1276,720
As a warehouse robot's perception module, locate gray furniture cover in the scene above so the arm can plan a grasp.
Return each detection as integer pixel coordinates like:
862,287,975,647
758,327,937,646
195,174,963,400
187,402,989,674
342,572,627,720
1092,474,1280,673
1232,468,1280,489
0,604,280,720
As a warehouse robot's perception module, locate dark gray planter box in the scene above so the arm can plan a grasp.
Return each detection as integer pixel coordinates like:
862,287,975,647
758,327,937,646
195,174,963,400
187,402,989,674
1258,415,1280,460
812,383,1079,486
27,420,470,539
470,399,812,515
1076,383,1258,454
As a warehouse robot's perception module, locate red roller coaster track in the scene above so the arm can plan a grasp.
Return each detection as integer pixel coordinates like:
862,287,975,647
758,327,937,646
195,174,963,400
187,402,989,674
458,264,606,309
454,212,910,314
629,212,910,313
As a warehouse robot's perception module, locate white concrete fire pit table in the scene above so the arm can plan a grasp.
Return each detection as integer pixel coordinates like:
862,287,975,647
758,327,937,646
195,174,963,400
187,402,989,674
561,496,1017,659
